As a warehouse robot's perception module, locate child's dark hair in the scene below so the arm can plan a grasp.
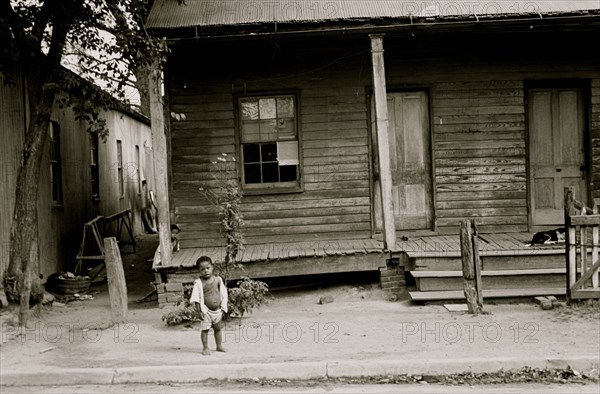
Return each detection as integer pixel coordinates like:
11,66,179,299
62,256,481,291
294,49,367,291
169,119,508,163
196,256,213,268
171,224,180,232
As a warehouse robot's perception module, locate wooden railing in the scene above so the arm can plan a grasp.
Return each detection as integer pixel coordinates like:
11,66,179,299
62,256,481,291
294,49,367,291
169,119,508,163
564,187,600,300
75,209,135,274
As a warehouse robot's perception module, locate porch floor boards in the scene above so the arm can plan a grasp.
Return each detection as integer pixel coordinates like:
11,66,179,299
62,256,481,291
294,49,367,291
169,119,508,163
393,232,564,258
171,238,385,268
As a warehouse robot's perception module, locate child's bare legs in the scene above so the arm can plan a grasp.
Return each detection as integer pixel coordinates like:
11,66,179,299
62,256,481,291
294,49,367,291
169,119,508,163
201,330,210,355
214,326,226,352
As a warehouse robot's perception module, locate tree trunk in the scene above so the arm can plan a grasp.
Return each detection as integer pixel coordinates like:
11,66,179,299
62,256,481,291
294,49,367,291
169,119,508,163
6,112,52,325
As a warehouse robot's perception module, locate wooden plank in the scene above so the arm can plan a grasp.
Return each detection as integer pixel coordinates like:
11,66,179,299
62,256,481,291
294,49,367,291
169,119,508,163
417,274,565,292
432,114,525,125
104,237,128,324
436,183,526,193
434,122,525,133
435,165,525,176
437,207,527,218
570,257,600,292
570,289,600,299
460,220,482,314
409,287,565,301
570,215,600,226
434,105,524,116
434,131,524,142
435,148,525,159
411,268,567,277
370,35,395,251
437,190,526,201
436,158,525,167
593,205,599,289
580,225,588,284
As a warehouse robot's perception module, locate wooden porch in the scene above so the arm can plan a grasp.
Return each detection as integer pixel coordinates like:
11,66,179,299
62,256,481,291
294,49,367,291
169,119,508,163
168,238,387,282
393,232,568,302
165,231,571,297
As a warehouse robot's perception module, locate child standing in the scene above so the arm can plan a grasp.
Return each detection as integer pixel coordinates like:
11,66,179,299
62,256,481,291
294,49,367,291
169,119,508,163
190,256,228,355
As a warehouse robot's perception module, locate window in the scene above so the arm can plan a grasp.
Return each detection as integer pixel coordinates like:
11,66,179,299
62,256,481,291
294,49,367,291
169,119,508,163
90,133,99,200
49,122,63,204
116,140,123,197
135,145,141,194
239,95,300,192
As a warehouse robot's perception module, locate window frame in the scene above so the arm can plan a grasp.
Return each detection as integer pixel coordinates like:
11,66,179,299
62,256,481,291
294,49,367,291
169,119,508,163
90,132,100,201
49,121,63,206
135,145,141,195
235,92,303,195
116,140,124,198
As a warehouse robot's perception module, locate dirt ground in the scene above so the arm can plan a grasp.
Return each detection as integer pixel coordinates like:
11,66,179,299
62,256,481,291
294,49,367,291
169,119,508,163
1,235,599,373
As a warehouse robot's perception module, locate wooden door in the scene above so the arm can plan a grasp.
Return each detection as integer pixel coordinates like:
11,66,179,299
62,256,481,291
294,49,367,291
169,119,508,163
373,91,433,231
529,88,587,226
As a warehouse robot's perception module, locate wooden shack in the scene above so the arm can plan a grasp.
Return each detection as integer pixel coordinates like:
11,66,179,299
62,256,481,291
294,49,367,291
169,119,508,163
146,0,600,301
0,64,155,281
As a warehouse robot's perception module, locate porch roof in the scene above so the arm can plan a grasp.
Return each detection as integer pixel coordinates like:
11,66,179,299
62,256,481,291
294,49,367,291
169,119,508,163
146,0,600,30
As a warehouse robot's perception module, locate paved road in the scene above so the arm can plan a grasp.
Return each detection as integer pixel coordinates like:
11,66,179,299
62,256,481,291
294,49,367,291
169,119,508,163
2,382,599,393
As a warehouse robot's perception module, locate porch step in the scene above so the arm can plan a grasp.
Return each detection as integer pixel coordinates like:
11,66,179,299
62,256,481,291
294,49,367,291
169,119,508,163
409,253,565,271
411,269,565,291
409,287,565,301
410,268,565,277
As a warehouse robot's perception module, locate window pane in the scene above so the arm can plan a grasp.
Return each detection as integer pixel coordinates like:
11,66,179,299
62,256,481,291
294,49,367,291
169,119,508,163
262,162,279,183
241,121,260,143
244,164,261,184
277,97,294,118
240,99,259,120
277,118,296,139
259,119,277,141
261,143,277,162
280,165,297,182
259,98,276,119
243,144,260,163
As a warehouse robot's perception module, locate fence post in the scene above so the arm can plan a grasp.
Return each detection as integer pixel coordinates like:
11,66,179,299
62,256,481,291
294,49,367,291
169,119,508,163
564,187,575,302
460,219,483,314
104,237,128,324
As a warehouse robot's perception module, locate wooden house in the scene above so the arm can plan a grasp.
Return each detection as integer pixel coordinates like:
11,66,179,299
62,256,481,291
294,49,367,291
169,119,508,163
0,64,155,282
145,0,600,302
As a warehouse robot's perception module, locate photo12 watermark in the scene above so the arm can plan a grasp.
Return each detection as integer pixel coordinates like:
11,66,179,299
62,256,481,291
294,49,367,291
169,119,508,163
399,321,539,344
222,321,339,344
1,322,140,344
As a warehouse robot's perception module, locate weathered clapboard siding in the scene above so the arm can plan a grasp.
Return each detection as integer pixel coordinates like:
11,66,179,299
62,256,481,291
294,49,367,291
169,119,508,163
0,66,26,281
168,42,373,248
429,80,528,232
592,79,600,200
0,66,152,280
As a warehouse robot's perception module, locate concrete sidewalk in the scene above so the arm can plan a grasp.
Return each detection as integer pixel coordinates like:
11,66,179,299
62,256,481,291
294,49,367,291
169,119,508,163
1,235,598,387
1,285,599,386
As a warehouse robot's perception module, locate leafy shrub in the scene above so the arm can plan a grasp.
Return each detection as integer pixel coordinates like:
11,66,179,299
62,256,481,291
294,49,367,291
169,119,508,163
161,306,200,327
228,277,270,318
162,154,270,327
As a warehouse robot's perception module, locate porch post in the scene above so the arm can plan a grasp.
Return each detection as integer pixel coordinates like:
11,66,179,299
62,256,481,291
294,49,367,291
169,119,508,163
149,61,172,267
370,34,396,250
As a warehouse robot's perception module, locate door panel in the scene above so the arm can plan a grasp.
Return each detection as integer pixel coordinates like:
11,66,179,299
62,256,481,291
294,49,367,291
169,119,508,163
529,88,587,226
373,91,433,231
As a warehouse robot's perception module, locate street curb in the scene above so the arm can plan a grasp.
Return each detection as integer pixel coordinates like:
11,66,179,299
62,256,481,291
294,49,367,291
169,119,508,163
0,367,115,387
113,361,327,384
1,357,598,386
326,356,600,377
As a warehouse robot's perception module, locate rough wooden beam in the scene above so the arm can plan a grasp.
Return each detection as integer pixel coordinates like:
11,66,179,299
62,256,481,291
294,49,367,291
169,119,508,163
104,237,128,324
460,220,483,314
369,34,396,250
149,61,173,268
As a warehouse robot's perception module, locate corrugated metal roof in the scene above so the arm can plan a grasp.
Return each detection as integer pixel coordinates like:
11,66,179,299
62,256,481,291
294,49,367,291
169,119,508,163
146,0,600,29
